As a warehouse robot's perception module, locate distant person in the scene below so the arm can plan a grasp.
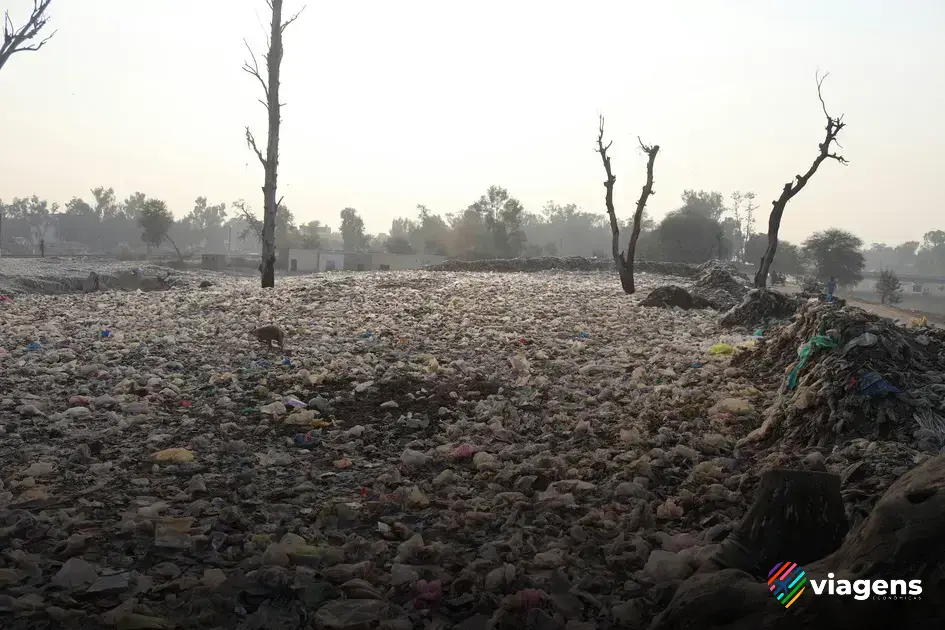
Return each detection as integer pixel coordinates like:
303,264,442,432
827,276,838,302
39,238,45,257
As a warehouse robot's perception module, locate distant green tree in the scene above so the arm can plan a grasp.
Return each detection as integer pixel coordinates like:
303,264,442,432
679,189,726,221
876,269,903,304
802,228,865,288
746,233,804,275
656,209,720,264
186,197,228,233
465,185,527,257
139,198,182,259
385,235,415,254
340,207,369,251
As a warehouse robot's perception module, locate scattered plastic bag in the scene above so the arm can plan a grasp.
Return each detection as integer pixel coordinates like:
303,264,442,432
786,334,838,390
857,372,902,398
151,448,196,463
293,431,321,448
709,343,735,355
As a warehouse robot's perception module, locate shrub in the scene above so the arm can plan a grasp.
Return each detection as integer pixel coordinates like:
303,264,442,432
876,269,903,304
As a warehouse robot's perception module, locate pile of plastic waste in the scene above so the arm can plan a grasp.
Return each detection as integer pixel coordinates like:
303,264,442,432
0,257,201,295
688,261,751,311
719,289,803,329
735,300,945,450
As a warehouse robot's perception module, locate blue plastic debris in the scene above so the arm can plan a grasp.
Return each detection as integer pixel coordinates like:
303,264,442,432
858,372,901,398
293,431,320,448
100,329,112,338
27,341,42,351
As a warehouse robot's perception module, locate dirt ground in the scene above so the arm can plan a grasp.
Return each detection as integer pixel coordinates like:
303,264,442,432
777,283,944,328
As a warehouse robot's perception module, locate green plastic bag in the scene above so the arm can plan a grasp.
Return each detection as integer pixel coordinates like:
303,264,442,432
786,335,837,390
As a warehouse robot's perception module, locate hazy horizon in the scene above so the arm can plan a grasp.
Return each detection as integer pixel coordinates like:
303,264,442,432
2,0,943,246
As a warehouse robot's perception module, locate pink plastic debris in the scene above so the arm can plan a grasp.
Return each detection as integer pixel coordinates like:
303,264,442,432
413,579,443,608
451,443,474,459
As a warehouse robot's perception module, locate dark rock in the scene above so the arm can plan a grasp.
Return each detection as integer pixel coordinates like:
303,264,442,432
51,558,97,590
641,285,716,310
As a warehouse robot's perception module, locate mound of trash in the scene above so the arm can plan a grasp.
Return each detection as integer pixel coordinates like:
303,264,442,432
427,256,699,277
690,261,751,311
641,285,717,310
719,289,803,329
735,301,945,450
0,257,200,295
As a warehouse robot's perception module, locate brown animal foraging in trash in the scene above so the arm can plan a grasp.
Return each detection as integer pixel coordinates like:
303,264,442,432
252,325,285,352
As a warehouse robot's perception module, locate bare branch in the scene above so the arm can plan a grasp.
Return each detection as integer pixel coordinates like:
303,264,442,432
595,116,659,295
754,70,848,288
596,115,621,267
245,127,266,168
0,0,56,73
241,39,270,105
281,5,306,30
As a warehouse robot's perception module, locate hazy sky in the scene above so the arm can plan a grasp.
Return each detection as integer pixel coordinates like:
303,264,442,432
2,0,943,245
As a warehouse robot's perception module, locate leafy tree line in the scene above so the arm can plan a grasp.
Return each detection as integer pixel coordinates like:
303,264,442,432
863,232,945,277
2,186,942,284
0,188,243,256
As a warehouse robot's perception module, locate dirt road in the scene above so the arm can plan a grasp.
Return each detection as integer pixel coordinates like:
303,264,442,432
778,283,943,328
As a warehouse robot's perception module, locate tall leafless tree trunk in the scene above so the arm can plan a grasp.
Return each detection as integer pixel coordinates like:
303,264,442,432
596,116,659,294
754,72,847,288
0,0,55,73
243,0,303,288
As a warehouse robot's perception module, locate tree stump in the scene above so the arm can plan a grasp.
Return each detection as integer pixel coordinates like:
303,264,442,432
652,455,945,630
703,469,847,577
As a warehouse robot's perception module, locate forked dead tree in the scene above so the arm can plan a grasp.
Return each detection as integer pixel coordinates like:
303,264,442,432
0,0,55,73
596,116,659,294
243,0,303,288
754,72,847,287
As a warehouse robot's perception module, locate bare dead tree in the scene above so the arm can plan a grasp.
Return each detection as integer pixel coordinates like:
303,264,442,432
596,115,659,294
243,0,303,288
0,0,55,73
754,71,847,287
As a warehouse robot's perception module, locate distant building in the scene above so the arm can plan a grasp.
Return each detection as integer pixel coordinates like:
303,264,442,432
285,249,447,272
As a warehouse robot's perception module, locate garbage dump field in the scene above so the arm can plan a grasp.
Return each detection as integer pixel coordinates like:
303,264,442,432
1,262,944,629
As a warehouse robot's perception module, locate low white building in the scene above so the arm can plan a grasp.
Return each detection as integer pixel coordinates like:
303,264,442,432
287,249,342,272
